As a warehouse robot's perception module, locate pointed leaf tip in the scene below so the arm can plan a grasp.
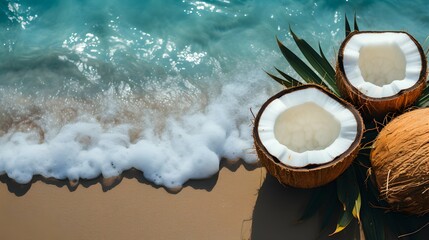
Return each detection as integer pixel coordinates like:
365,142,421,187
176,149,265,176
287,29,338,93
274,67,302,85
354,13,360,31
330,225,346,236
275,37,324,86
264,69,295,88
330,209,354,236
289,27,298,40
345,14,351,37
352,193,362,222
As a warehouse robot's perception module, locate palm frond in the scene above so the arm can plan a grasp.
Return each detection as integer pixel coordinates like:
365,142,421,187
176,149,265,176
345,13,359,37
360,199,386,240
416,81,429,106
299,184,334,222
274,67,303,86
354,153,387,240
275,37,326,86
264,70,300,88
289,27,339,95
345,14,352,37
331,167,360,235
354,13,360,31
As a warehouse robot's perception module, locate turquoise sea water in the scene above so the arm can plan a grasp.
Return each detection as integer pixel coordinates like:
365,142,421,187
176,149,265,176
1,0,429,188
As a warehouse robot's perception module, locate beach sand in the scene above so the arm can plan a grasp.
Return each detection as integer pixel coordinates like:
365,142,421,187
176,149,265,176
0,162,359,240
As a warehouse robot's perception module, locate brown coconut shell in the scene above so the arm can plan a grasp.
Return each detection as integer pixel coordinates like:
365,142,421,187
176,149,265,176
253,84,364,188
371,108,429,215
336,31,427,119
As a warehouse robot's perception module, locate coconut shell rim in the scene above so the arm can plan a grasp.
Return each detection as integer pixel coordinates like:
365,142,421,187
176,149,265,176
253,83,364,172
337,30,428,102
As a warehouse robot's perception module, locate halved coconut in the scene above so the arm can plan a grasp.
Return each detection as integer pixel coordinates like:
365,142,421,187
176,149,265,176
253,84,364,188
336,31,427,118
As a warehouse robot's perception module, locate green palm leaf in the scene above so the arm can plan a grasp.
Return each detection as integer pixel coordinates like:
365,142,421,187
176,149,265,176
274,67,303,86
345,14,352,37
290,28,339,95
276,37,326,86
299,184,334,222
345,13,359,37
416,85,429,106
332,167,361,235
360,195,386,240
318,43,330,65
354,144,387,240
354,13,360,31
264,70,299,88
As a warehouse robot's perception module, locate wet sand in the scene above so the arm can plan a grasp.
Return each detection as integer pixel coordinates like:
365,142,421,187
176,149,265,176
0,163,358,240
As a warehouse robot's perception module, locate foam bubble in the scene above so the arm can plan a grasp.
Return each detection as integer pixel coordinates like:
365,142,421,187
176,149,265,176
0,70,274,189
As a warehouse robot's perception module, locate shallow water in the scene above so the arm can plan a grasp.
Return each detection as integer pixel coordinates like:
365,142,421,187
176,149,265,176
1,0,429,188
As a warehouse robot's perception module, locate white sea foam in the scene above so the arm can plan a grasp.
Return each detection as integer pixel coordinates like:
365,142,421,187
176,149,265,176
0,70,275,189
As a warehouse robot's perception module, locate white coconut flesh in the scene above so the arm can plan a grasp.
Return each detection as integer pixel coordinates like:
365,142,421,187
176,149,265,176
342,32,422,98
258,88,358,168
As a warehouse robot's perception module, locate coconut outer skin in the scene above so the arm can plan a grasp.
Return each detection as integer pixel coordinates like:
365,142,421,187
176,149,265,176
253,84,364,188
371,108,429,215
336,31,428,119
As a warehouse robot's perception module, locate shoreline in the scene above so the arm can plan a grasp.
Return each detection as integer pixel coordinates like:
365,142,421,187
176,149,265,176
0,159,260,195
0,163,360,240
0,164,263,240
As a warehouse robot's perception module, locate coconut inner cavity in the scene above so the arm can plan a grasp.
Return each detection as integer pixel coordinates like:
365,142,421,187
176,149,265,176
274,102,340,153
358,43,406,86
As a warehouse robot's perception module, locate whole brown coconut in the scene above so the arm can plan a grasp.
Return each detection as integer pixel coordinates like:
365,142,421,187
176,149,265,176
336,31,427,119
371,108,429,215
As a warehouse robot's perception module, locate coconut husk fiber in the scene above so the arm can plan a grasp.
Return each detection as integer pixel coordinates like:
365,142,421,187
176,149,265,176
371,108,429,215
